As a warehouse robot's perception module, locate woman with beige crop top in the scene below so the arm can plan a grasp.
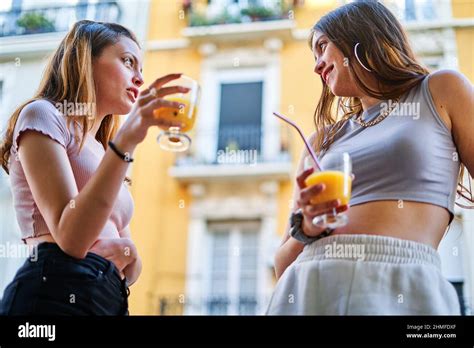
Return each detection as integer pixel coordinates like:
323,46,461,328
0,21,188,315
267,1,473,314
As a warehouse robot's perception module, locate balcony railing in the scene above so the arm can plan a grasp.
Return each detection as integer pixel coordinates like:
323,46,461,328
184,1,294,28
156,295,261,315
0,1,121,37
174,125,292,167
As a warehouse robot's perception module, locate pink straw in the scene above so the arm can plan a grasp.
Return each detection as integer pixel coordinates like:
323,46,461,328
273,111,323,171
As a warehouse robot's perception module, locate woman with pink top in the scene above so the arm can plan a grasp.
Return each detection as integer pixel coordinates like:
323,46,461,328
0,20,187,315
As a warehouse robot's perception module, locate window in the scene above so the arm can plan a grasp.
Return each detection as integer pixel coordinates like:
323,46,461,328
405,0,416,21
419,0,435,20
0,80,4,143
206,221,260,315
438,215,468,315
196,63,280,165
450,281,467,315
382,0,438,22
238,231,259,314
208,231,230,314
217,81,263,155
405,0,436,21
208,0,273,6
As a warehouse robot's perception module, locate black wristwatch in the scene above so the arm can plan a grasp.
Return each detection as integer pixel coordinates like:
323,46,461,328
289,209,334,245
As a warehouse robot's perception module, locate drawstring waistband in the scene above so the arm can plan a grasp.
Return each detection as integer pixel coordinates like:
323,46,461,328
297,234,441,269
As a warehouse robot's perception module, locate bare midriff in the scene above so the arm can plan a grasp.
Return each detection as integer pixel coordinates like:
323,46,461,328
333,200,450,249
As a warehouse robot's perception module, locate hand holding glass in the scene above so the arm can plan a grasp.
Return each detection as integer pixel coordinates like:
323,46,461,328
154,75,200,152
304,152,352,229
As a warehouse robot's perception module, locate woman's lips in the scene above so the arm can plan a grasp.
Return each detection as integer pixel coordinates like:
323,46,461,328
323,66,334,84
127,90,136,102
326,69,333,83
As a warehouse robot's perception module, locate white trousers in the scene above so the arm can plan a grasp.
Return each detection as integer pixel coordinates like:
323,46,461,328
266,234,461,315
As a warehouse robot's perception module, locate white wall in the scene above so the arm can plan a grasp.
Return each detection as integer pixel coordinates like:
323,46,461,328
0,57,49,123
0,56,48,296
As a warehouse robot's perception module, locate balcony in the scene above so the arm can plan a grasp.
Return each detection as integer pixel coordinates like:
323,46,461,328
169,125,293,183
0,1,121,38
381,0,474,30
156,295,264,315
181,1,297,43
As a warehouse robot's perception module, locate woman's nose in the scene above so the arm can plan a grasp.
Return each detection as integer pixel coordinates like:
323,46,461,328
315,59,326,75
133,73,144,87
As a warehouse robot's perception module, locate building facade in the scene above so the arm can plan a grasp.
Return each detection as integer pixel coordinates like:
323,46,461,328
129,0,474,315
0,0,472,316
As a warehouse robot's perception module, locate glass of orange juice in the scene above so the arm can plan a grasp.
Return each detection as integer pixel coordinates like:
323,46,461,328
154,75,200,152
304,152,352,228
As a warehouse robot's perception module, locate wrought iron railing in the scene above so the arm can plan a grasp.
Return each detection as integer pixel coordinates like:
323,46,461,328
216,125,263,153
174,125,292,166
182,0,295,27
156,295,261,315
0,1,121,37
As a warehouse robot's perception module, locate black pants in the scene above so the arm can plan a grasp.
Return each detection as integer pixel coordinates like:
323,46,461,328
0,242,130,315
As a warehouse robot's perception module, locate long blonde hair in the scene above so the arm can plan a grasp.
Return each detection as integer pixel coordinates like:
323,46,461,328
0,20,139,176
309,1,473,210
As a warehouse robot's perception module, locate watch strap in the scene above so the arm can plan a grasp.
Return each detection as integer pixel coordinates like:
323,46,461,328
289,209,334,244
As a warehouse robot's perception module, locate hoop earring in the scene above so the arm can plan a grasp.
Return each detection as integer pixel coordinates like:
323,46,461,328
354,42,372,72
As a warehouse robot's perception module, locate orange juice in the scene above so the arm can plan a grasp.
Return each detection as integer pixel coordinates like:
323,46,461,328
153,97,197,133
304,170,352,205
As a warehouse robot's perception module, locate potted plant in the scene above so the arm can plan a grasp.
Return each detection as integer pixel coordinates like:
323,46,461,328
189,8,241,27
16,12,55,34
230,140,241,151
241,6,278,22
211,9,241,25
189,11,211,27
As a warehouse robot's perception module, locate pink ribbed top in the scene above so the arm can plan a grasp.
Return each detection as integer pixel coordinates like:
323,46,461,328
9,99,134,242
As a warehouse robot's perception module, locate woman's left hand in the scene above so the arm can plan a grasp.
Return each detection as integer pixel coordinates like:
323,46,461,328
88,238,138,272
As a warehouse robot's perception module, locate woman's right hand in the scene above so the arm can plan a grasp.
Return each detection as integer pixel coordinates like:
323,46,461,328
114,73,190,148
88,237,138,272
295,167,349,237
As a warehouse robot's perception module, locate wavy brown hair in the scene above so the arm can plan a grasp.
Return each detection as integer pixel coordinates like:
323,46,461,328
308,0,473,210
0,20,139,186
